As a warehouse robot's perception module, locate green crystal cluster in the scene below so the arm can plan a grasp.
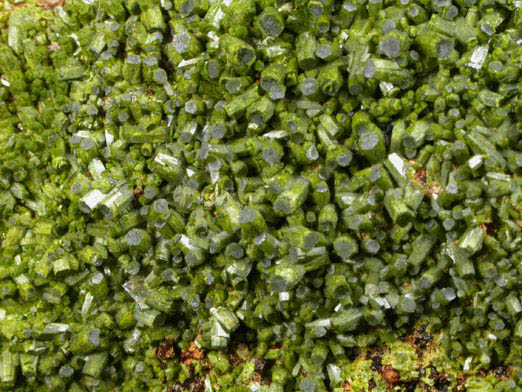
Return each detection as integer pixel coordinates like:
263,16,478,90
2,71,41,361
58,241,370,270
0,0,521,391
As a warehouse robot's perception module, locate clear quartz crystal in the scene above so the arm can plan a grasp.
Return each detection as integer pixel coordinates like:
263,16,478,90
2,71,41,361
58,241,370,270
122,280,150,310
81,292,94,315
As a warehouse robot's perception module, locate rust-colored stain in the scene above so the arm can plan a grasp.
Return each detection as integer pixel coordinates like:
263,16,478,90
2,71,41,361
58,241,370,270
180,341,204,365
428,366,448,386
454,373,468,391
252,356,267,373
483,222,498,237
414,169,443,197
167,384,183,392
404,327,433,357
414,169,427,186
156,339,176,360
380,365,399,389
37,0,65,10
169,377,204,392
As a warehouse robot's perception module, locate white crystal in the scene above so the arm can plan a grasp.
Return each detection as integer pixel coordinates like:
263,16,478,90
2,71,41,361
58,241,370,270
468,155,483,170
154,152,179,167
467,46,488,70
42,323,69,334
211,0,232,28
214,321,229,338
388,153,406,178
327,364,342,385
70,33,81,48
279,292,290,301
105,129,114,145
14,274,30,285
380,81,395,95
463,356,473,371
248,382,261,392
91,272,104,284
88,159,106,180
204,376,213,392
80,189,105,213
8,25,19,51
81,292,94,315
178,57,203,68
487,333,497,341
262,130,288,139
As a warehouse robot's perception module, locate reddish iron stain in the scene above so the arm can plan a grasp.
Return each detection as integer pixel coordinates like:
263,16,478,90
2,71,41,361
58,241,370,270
156,339,176,360
180,342,204,365
380,365,400,389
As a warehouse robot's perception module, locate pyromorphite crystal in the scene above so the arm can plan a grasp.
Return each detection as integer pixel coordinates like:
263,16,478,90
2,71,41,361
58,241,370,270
383,342,419,381
0,0,521,390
